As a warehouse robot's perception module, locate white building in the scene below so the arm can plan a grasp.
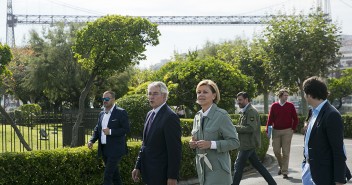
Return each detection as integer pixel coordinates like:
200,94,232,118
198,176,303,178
339,35,352,70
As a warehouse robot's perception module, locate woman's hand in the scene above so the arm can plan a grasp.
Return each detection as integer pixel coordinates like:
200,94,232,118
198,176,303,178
196,140,211,150
189,136,198,149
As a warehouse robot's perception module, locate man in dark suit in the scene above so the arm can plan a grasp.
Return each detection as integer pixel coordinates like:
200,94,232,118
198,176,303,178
88,91,130,185
302,76,351,185
132,81,182,185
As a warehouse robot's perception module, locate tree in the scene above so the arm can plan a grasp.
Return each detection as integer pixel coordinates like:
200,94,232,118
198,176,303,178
5,47,36,104
70,15,160,147
328,68,352,109
198,38,276,113
263,11,341,114
153,57,256,114
237,38,276,113
90,69,132,108
4,24,90,111
0,42,32,151
128,67,154,89
23,24,90,111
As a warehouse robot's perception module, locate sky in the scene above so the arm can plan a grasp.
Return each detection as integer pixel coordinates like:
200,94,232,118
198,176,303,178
1,0,352,68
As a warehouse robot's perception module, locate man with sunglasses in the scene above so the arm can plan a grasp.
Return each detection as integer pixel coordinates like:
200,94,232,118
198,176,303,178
88,91,130,185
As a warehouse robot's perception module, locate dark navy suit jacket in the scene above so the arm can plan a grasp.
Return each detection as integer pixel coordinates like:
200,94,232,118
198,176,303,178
304,102,350,184
90,105,130,158
135,104,182,184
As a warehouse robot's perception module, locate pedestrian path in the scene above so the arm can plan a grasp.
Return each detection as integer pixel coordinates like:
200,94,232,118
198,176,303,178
238,133,352,185
180,133,352,184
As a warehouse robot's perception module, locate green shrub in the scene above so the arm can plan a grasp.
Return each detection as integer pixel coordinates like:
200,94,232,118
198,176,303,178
15,104,42,127
116,94,150,140
342,115,352,138
0,147,103,185
1,129,270,185
180,118,193,137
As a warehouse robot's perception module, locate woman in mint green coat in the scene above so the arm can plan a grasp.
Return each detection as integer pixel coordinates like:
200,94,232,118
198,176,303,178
189,80,240,185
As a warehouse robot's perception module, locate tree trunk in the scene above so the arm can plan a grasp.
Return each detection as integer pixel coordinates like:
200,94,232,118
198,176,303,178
70,71,97,147
263,91,269,114
0,105,32,151
299,85,308,115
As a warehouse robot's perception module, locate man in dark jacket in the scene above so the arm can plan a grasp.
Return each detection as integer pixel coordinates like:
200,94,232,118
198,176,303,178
302,76,351,185
88,91,130,185
132,81,182,185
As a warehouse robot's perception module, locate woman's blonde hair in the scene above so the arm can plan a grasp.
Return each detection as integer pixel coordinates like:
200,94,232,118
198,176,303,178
196,79,220,104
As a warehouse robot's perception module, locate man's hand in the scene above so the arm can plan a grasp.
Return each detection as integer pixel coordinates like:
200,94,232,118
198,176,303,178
131,169,140,182
87,142,93,149
167,178,177,185
103,128,110,135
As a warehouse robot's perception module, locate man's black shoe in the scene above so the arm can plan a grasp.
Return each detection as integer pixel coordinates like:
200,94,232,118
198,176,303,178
278,170,282,175
283,174,289,179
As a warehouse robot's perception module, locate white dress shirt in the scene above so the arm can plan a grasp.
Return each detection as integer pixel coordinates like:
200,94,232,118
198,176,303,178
101,104,115,144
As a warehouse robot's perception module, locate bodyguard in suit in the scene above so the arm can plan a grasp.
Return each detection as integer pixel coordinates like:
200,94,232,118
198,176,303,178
302,76,351,185
132,81,182,185
88,91,130,185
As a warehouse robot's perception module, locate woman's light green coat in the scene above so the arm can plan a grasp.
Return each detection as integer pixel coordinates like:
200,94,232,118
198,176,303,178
191,104,240,185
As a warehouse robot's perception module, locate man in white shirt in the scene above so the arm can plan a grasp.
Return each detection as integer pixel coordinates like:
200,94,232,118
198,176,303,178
88,91,130,185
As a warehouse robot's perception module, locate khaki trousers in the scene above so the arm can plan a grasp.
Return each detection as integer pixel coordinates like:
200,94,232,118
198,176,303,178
272,128,293,175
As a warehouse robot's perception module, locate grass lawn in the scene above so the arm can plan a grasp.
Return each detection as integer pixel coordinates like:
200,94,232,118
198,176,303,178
1,123,192,153
0,123,95,153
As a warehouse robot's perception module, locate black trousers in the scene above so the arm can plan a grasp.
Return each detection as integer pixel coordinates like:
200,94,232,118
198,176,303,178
102,146,122,185
232,149,276,185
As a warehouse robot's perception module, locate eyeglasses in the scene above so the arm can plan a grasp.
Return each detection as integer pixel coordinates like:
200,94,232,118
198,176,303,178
102,97,111,102
148,92,162,97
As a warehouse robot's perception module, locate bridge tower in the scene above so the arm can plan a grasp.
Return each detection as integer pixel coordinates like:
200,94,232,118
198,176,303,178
317,0,331,16
6,0,16,47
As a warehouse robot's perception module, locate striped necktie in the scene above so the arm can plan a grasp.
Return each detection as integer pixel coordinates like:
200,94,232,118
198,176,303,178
146,112,155,136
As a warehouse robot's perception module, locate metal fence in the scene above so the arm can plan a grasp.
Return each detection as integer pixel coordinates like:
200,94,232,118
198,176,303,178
0,109,101,153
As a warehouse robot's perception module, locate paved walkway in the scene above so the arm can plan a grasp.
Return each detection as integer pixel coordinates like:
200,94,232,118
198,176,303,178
180,133,352,184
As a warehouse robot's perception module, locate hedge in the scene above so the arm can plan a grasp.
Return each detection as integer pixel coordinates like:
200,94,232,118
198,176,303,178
2,115,350,184
1,126,269,185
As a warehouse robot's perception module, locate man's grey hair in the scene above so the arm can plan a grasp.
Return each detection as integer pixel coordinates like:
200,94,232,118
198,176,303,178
148,81,169,97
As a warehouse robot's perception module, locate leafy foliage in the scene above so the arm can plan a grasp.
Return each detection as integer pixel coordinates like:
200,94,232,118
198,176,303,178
17,104,42,126
328,69,352,109
196,38,275,113
263,11,341,113
0,43,12,83
0,43,32,151
5,48,37,104
72,15,160,74
6,24,90,111
91,69,132,108
116,94,151,139
153,57,256,114
71,15,160,146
